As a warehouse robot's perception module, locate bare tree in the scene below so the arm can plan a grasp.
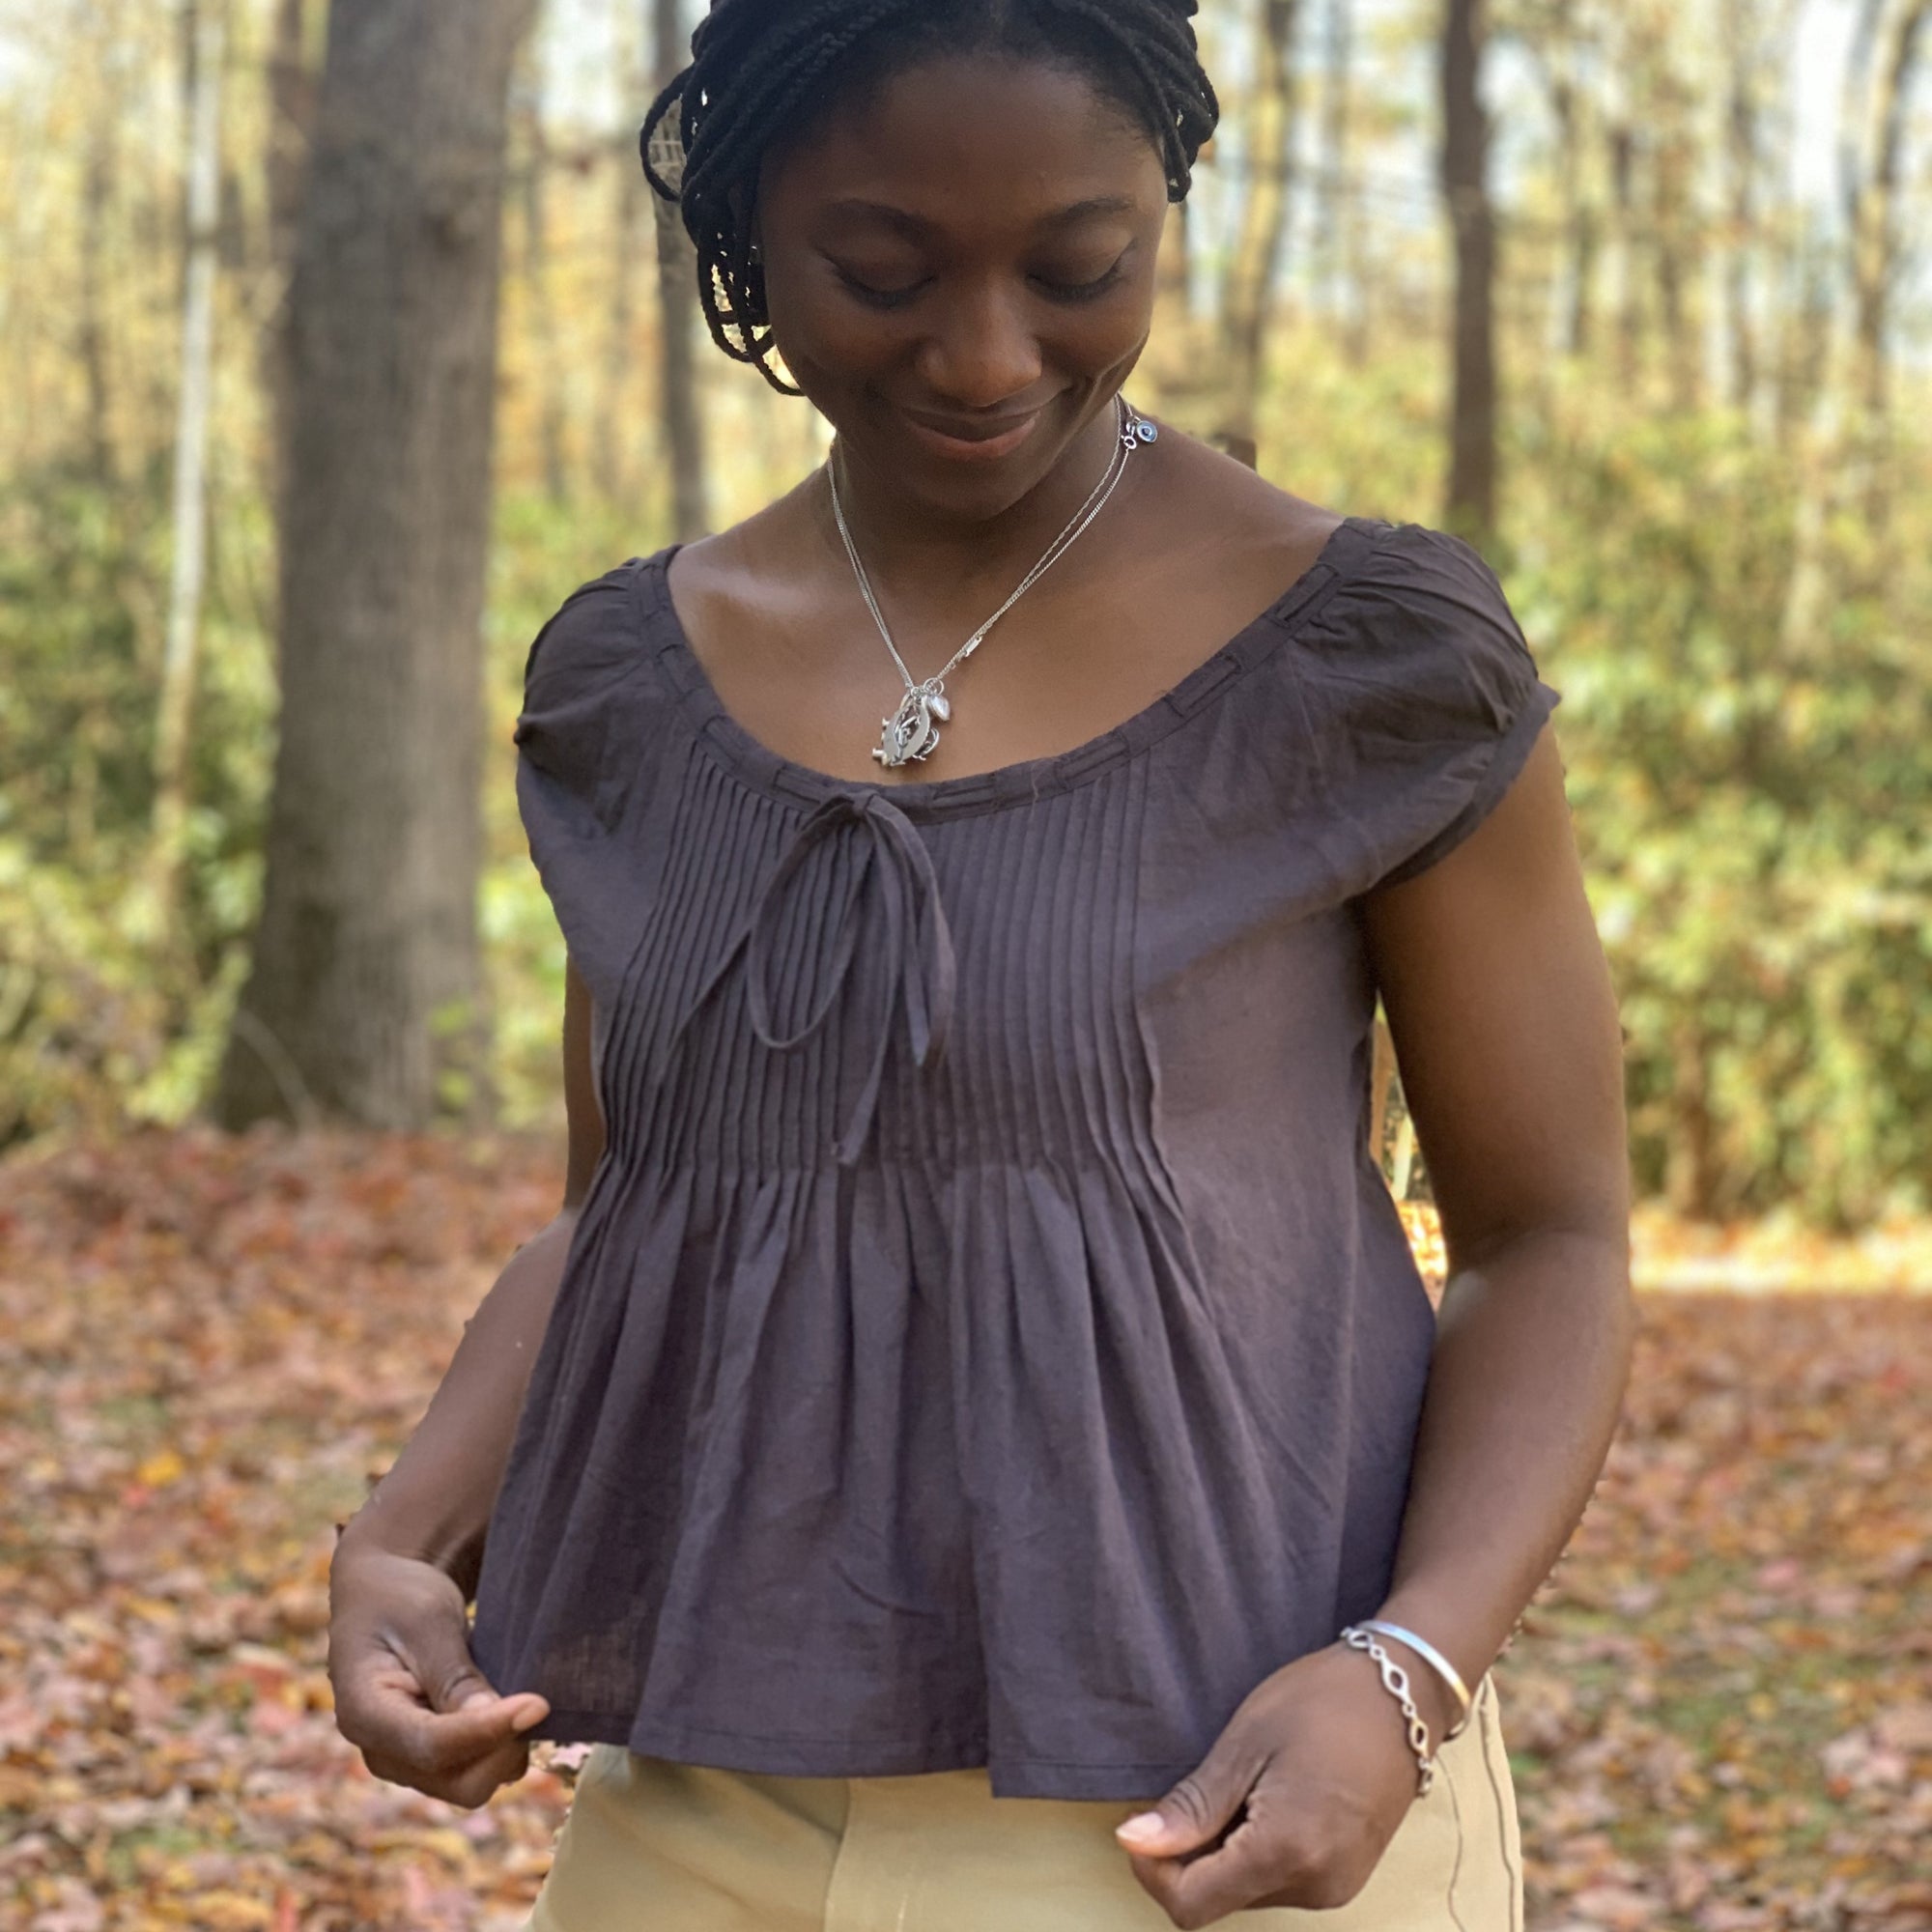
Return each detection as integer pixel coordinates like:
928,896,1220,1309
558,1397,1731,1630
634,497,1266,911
1539,1,1600,361
261,0,316,526
1313,0,1366,363
148,0,226,947
1442,0,1497,537
75,0,125,486
1648,57,1701,415
650,0,710,539
1853,0,1929,427
596,0,647,503
215,0,539,1131
1781,0,1928,650
1220,0,1303,441
1719,0,1763,412
514,48,570,507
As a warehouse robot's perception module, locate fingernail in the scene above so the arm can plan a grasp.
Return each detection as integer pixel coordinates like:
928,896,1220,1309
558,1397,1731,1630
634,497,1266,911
510,1701,549,1732
1116,1811,1166,1844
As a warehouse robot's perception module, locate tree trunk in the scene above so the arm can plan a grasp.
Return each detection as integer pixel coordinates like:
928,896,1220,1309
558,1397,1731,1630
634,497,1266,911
77,18,119,487
148,0,226,952
1220,0,1301,441
1650,71,1701,416
214,0,538,1131
1720,0,1760,413
1847,0,1924,529
514,53,570,506
262,0,315,534
1537,31,1596,363
595,1,646,503
1441,0,1496,539
1314,0,1366,362
652,0,710,539
1781,0,1924,649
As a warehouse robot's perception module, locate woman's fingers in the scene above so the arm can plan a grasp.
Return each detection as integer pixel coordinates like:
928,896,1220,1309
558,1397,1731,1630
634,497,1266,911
346,1648,549,1761
327,1540,550,1804
343,1672,550,1803
361,1719,539,1810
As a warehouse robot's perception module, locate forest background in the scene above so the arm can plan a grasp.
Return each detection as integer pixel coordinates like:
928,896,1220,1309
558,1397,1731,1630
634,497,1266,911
3,1,1931,1929
2,0,1927,1232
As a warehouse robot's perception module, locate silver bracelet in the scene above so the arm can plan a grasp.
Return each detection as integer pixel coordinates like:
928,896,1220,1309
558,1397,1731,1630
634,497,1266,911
1351,1618,1474,1743
1337,1626,1436,1797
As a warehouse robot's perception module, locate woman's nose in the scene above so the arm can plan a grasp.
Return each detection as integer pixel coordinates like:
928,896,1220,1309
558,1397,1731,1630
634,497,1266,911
913,279,1043,410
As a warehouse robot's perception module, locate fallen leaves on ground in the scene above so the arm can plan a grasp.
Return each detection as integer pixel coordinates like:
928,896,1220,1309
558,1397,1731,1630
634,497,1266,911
2,1128,1928,1929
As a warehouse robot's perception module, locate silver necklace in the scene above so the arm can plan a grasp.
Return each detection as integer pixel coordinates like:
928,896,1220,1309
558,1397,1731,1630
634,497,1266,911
828,396,1158,769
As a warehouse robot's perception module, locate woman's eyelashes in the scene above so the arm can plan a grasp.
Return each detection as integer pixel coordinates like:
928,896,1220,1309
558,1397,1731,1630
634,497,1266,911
1034,260,1129,303
831,252,1132,310
834,267,929,309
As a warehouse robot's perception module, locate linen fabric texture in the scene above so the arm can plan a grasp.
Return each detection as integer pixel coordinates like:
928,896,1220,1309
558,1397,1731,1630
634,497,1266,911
469,515,1562,1803
522,1673,1523,1931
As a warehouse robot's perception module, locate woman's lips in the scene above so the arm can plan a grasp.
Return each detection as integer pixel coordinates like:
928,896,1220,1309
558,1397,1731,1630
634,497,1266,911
897,405,1042,464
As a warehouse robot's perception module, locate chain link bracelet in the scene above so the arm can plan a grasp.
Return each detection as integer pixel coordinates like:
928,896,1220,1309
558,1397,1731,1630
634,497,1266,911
1338,1625,1437,1797
1351,1618,1474,1742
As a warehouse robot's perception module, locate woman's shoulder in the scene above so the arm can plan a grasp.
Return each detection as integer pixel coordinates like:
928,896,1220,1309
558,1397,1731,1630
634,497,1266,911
1290,516,1548,745
654,475,832,656
1155,437,1518,650
521,554,659,705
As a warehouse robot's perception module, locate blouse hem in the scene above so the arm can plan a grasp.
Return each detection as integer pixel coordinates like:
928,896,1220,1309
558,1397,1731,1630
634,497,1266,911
531,1707,1195,1803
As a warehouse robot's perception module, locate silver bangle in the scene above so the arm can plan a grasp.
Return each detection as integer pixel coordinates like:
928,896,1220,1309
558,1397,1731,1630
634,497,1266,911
1337,1626,1436,1797
1352,1618,1474,1742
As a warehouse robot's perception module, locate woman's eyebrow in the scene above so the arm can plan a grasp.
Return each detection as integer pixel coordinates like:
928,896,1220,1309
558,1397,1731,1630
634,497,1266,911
1035,194,1137,229
820,193,1139,239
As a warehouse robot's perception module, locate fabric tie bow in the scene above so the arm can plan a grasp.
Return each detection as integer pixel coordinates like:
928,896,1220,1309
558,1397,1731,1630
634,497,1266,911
672,788,956,1166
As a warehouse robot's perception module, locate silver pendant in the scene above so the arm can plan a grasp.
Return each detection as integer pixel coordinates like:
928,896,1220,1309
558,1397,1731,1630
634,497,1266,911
872,684,951,767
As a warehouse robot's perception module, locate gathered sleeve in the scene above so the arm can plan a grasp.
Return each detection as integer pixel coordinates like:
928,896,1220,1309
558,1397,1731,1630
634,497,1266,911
1290,522,1562,898
512,560,655,1013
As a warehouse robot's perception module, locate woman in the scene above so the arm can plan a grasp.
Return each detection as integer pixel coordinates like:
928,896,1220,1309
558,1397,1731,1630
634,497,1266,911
327,2,1634,1927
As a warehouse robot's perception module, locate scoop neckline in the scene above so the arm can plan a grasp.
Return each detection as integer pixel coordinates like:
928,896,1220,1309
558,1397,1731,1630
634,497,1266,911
638,514,1389,821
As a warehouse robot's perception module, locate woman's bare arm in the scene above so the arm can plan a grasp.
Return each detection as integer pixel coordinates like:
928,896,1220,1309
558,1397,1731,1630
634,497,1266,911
1122,724,1634,1926
1359,724,1634,1741
327,955,606,1804
338,952,605,1586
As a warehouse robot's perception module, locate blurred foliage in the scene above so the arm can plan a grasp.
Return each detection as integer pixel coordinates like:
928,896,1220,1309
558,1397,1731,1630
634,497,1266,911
0,460,270,1148
1509,409,1932,1229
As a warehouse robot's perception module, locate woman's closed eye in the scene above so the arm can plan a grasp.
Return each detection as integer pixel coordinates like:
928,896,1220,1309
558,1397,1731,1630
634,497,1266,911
1029,256,1128,302
835,265,932,309
832,250,1133,310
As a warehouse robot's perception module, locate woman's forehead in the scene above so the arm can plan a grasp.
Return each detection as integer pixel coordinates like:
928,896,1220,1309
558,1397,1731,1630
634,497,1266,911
764,53,1166,229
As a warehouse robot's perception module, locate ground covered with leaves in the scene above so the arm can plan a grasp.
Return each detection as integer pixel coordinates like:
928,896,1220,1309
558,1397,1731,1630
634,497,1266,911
3,1127,1928,1930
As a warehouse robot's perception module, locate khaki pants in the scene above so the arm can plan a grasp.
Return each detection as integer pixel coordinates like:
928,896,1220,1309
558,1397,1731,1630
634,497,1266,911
527,1674,1523,1931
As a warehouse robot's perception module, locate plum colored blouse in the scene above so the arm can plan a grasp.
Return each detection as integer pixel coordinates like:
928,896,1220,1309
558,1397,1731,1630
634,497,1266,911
469,515,1561,1801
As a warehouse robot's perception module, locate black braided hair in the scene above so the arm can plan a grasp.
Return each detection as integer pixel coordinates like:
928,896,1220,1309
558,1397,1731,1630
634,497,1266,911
639,0,1219,395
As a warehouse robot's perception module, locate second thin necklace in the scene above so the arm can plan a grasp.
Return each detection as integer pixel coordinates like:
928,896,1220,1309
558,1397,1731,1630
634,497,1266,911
828,396,1158,770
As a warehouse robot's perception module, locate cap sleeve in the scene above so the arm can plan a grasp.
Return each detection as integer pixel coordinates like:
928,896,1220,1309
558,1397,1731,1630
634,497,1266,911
512,559,650,1011
1295,522,1561,896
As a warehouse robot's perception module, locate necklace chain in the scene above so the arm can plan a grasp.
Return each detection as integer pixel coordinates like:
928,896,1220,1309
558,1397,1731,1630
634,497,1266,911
826,396,1155,768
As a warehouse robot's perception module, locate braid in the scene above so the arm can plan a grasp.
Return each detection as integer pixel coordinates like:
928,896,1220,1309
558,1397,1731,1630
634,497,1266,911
639,0,1220,395
1037,0,1217,199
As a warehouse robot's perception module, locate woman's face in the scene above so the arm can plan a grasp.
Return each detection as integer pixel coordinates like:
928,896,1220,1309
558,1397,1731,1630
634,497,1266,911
755,51,1171,523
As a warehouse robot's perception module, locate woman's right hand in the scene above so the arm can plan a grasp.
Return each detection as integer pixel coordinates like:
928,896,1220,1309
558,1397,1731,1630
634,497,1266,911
327,1538,551,1808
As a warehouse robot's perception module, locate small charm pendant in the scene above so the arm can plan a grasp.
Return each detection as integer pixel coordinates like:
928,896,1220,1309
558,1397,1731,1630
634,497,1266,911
872,684,950,767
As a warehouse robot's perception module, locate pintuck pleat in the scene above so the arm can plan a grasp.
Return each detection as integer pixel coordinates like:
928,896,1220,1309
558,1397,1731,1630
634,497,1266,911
472,520,1565,1800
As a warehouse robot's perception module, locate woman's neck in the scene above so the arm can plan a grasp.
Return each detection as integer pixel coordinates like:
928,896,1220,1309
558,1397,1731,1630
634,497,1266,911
817,398,1135,608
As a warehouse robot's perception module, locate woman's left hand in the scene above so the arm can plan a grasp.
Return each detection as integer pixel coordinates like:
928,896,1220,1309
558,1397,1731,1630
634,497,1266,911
1115,1642,1429,1930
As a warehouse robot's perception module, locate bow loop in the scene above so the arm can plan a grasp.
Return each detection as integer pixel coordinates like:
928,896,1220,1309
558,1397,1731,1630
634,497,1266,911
674,787,954,1165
